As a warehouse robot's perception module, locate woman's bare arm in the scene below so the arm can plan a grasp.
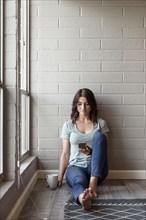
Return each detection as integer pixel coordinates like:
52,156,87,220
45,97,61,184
58,139,70,187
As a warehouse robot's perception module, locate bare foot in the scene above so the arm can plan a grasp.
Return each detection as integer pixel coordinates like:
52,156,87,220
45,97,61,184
78,188,92,211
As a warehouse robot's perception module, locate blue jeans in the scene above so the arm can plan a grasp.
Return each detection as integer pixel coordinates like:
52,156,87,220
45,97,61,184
65,132,108,202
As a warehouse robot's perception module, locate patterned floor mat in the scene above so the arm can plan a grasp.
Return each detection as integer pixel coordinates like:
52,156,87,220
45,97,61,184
64,199,146,220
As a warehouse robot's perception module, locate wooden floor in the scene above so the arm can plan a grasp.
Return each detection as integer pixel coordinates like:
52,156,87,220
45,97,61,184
18,179,146,220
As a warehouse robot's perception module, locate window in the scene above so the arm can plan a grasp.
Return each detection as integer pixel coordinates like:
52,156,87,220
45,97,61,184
21,94,30,155
20,0,30,158
0,0,3,175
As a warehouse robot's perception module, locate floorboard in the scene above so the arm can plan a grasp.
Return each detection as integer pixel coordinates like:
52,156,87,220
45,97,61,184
17,179,146,220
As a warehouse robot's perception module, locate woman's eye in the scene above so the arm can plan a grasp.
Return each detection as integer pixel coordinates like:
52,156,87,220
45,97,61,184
77,102,89,106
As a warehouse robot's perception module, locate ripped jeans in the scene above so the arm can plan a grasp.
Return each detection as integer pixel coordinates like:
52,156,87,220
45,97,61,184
65,132,108,202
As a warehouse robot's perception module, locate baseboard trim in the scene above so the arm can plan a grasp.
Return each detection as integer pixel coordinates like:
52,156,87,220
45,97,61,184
6,169,145,220
108,170,146,179
38,169,59,179
6,171,38,220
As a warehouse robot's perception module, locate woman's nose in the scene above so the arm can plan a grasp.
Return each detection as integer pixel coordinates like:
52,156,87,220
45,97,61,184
81,104,85,109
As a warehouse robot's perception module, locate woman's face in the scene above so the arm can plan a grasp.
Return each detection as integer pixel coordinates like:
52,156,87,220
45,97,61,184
77,96,91,116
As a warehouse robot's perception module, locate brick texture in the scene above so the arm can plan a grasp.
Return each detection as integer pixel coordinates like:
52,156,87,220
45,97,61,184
30,0,146,171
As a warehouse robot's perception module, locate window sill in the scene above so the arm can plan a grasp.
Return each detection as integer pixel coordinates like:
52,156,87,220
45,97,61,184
20,156,36,174
0,180,15,199
0,156,36,199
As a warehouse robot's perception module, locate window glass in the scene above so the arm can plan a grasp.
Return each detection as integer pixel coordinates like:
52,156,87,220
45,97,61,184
20,0,29,91
21,94,30,155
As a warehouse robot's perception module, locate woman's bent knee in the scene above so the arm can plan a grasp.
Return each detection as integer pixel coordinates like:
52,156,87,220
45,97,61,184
93,132,106,142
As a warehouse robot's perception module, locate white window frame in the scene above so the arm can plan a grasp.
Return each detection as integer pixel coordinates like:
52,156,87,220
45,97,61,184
0,0,3,175
20,0,30,158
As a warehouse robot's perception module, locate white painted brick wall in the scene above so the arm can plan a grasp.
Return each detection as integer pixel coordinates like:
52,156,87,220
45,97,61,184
103,17,143,27
102,1,145,6
81,27,122,39
30,0,146,171
60,17,101,28
38,50,80,61
123,28,145,38
3,0,17,180
102,39,143,49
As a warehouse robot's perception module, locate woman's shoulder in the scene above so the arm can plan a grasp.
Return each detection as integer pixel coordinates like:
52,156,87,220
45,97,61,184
63,119,74,129
96,117,106,124
96,117,109,132
94,117,108,128
97,117,107,123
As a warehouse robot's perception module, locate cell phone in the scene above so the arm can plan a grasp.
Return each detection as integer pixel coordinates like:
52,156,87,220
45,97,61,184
78,142,87,149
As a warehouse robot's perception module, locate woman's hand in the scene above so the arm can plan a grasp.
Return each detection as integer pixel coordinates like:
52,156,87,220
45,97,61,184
57,177,63,187
78,146,92,155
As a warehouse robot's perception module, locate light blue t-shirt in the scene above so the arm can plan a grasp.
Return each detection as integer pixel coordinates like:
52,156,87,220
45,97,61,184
60,118,109,168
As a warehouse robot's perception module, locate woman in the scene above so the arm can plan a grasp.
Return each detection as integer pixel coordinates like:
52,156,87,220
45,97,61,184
58,88,109,210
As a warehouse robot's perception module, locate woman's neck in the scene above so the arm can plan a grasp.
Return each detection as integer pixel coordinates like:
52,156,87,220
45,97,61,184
77,116,90,122
75,116,93,134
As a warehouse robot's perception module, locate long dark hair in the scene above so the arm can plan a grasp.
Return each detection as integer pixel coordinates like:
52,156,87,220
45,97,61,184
71,88,98,123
